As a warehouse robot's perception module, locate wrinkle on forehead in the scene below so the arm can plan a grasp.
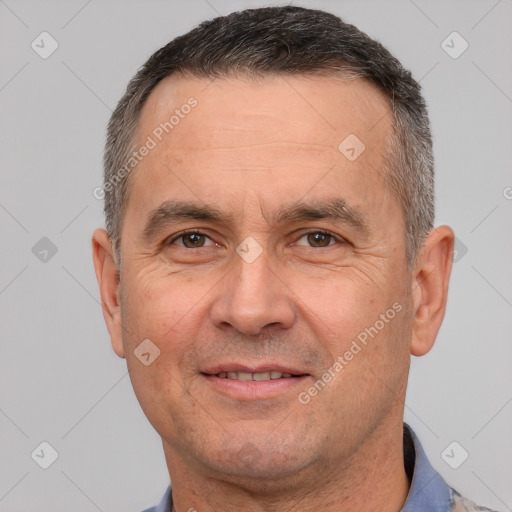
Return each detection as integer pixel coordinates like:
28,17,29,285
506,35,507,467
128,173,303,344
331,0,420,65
132,75,392,187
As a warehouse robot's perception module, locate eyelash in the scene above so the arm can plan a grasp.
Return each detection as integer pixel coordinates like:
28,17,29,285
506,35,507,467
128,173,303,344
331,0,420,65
168,229,345,248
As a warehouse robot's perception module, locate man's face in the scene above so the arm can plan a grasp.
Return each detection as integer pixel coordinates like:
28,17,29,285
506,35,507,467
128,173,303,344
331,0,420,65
115,74,414,480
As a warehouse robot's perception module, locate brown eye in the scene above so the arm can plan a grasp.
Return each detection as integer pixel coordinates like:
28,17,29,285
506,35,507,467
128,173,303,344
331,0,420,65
182,233,206,248
171,232,215,248
295,231,337,248
308,232,332,247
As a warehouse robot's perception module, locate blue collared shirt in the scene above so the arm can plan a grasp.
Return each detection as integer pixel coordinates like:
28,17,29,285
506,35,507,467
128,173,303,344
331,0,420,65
142,424,496,512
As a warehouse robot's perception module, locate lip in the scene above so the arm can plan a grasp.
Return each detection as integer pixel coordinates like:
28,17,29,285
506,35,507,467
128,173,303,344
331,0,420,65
203,373,310,400
201,363,311,400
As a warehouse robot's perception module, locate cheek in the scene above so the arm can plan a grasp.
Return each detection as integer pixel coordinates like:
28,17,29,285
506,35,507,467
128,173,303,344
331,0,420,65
302,270,411,385
120,274,203,394
317,299,411,409
122,266,210,343
126,354,197,447
295,271,389,337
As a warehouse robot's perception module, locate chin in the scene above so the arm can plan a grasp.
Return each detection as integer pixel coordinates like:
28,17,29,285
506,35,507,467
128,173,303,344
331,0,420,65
200,437,315,485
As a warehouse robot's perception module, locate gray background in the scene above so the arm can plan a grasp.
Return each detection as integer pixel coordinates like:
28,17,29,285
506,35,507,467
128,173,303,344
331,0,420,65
1,0,511,510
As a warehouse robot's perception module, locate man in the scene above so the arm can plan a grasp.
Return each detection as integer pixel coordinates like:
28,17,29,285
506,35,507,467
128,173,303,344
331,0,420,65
92,6,496,512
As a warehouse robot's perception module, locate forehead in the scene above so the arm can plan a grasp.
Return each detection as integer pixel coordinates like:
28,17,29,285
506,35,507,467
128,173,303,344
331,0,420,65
127,73,394,223
137,72,391,151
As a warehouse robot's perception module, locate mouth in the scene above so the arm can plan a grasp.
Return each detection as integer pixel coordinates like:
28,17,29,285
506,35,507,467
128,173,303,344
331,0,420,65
212,370,301,381
201,365,310,400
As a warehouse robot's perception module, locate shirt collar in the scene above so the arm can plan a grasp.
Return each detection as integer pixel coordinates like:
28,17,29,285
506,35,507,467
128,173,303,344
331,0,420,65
154,424,452,512
153,484,172,512
401,423,452,512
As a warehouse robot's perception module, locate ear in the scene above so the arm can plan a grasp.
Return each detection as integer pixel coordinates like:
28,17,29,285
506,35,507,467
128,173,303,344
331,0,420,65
92,228,125,358
410,225,455,357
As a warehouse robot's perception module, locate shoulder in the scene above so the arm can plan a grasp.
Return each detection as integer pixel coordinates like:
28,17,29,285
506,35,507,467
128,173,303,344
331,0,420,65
450,489,501,512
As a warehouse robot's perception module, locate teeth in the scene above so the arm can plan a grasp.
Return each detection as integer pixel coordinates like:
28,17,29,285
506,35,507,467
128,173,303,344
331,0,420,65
217,371,295,381
253,372,270,381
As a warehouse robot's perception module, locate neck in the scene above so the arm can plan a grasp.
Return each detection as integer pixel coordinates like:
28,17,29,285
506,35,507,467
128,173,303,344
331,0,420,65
164,412,410,512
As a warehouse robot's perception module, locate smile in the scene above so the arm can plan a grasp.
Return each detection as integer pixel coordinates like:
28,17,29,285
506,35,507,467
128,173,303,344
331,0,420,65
215,371,298,381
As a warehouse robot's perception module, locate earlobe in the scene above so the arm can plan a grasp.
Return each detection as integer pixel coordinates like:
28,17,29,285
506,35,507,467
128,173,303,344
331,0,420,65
410,225,455,357
91,228,125,358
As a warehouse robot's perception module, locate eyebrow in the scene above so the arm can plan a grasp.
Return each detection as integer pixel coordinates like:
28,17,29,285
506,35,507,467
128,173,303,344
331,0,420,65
273,198,369,233
143,201,234,240
142,198,370,241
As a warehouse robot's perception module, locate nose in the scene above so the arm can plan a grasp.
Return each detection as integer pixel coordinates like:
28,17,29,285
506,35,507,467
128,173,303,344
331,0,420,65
210,249,296,336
